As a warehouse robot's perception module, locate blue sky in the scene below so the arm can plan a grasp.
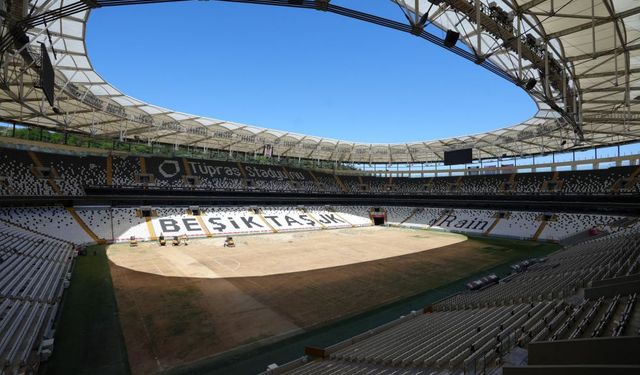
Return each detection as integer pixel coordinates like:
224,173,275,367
86,1,536,144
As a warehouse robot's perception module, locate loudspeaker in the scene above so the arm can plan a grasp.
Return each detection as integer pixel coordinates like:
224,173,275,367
444,30,460,48
525,78,537,90
10,27,29,48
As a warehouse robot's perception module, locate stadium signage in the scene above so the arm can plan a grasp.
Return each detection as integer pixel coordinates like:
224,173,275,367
188,162,242,178
155,158,306,181
154,213,345,234
156,159,242,179
262,215,316,227
244,166,306,181
431,215,489,231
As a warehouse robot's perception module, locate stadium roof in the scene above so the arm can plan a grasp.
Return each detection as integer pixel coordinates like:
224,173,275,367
1,0,639,163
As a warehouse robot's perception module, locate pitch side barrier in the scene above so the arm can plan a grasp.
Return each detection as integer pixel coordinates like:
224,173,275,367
1,188,639,216
83,185,640,199
85,185,638,196
33,187,638,216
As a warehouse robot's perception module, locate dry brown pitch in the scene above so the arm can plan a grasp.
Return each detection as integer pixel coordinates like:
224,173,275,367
107,227,512,374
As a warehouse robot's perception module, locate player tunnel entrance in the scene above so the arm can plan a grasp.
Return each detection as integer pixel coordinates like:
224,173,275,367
370,207,386,226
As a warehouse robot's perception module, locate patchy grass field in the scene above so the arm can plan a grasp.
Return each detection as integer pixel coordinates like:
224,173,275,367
107,227,558,374
40,246,129,375
42,227,559,375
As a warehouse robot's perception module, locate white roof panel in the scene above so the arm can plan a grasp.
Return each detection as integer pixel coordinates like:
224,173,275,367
1,0,637,163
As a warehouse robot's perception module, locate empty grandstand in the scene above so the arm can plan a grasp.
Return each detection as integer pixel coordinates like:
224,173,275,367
1,0,640,375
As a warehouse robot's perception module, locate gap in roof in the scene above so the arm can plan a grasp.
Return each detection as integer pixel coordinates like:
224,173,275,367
86,1,536,143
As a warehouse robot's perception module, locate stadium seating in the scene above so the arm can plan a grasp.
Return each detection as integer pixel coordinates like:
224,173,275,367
381,206,415,224
75,207,113,241
1,145,638,375
540,213,622,242
36,152,105,196
491,211,541,240
111,156,140,187
0,221,76,374
263,226,640,375
304,207,354,229
0,204,629,246
0,149,55,196
330,206,372,226
0,207,93,244
3,146,640,196
111,207,148,242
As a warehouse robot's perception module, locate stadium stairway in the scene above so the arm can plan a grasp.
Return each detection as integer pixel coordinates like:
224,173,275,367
453,176,464,192
256,209,279,233
65,207,106,244
281,166,294,188
236,161,249,187
630,166,640,184
194,213,213,238
620,166,640,192
532,220,549,241
330,209,357,228
139,156,147,174
541,171,563,193
305,211,328,229
430,210,451,229
502,173,517,192
306,170,323,190
610,167,640,193
144,216,158,240
333,175,349,193
612,217,640,229
483,215,503,236
400,208,421,225
424,177,434,191
181,157,192,178
27,151,62,195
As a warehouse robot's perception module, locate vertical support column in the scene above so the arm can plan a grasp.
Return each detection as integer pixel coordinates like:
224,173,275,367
139,156,147,175
475,0,482,57
517,14,522,79
544,41,550,97
614,21,619,87
591,0,596,57
106,155,113,186
182,158,191,176
236,161,248,186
